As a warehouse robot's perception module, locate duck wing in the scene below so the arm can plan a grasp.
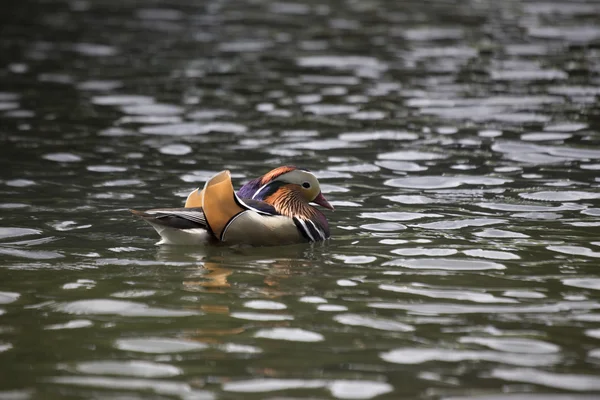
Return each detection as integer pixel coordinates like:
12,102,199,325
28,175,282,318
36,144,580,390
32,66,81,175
130,208,208,230
130,207,213,245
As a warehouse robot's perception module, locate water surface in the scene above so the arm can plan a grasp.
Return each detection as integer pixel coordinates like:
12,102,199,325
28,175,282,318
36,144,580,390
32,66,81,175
1,0,600,398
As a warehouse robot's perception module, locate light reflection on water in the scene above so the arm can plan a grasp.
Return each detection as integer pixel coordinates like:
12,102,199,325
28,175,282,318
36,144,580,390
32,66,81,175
1,0,600,398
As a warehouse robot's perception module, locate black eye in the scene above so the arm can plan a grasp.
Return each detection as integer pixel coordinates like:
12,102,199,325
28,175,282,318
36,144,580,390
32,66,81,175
302,182,311,189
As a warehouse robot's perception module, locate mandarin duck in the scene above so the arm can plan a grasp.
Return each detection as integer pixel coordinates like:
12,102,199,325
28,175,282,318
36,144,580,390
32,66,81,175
131,166,333,246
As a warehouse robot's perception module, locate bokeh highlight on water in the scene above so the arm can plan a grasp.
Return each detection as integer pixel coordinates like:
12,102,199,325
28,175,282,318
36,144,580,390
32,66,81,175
1,0,600,398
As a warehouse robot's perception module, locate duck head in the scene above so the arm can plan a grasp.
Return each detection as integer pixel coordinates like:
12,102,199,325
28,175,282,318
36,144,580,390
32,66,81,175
250,166,334,212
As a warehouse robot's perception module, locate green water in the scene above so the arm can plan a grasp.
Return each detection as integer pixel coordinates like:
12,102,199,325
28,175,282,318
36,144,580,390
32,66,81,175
1,0,600,398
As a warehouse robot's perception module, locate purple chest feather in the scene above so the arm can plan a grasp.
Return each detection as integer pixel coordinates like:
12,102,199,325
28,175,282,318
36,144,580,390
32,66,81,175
236,178,263,199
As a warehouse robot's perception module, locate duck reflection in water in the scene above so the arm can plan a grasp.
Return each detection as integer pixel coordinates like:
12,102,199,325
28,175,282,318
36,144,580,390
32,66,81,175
156,243,325,293
154,243,326,341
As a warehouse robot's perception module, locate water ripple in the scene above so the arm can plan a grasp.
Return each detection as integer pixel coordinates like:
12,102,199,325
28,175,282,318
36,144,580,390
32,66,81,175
490,368,600,391
520,191,600,201
76,360,181,377
297,55,388,73
391,248,458,256
231,312,293,321
548,246,600,258
360,212,441,221
361,222,407,232
378,151,446,161
115,337,207,353
223,378,392,399
334,314,415,332
459,337,560,354
385,176,510,189
383,258,505,271
0,228,41,240
381,348,560,366
42,153,82,163
45,320,93,330
244,300,286,310
92,95,154,106
159,144,192,155
376,161,428,172
0,247,64,260
122,103,183,116
339,131,418,141
414,219,506,230
55,299,199,317
254,328,324,342
50,376,214,399
463,249,520,260
140,122,247,135
379,284,514,303
562,279,600,291
0,292,19,304
368,302,599,314
474,229,529,238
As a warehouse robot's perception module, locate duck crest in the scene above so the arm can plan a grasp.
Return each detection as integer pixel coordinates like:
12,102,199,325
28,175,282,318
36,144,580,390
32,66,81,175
237,166,301,200
259,165,298,185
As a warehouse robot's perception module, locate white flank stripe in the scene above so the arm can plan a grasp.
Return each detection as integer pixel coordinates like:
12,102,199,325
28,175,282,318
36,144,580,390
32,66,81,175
306,219,326,240
296,218,315,242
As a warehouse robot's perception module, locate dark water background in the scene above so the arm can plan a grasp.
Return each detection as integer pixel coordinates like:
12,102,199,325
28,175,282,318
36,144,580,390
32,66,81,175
1,0,600,398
